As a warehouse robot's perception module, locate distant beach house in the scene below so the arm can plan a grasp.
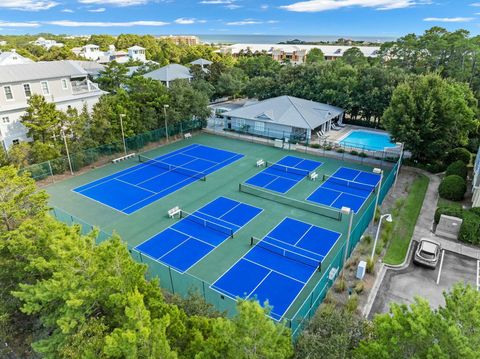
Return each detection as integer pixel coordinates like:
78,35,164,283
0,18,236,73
74,44,149,64
32,37,64,50
219,44,380,65
221,95,344,142
143,64,192,88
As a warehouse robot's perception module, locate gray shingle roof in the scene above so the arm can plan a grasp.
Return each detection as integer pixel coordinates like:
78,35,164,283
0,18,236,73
143,64,192,82
0,60,88,84
223,95,344,130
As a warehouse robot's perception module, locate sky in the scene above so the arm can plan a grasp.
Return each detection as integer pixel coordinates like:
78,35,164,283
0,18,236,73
0,0,479,38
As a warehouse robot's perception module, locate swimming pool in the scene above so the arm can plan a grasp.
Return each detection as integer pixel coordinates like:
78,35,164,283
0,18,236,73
339,130,396,151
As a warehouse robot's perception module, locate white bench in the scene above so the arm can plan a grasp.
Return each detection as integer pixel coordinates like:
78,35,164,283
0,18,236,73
184,132,192,139
168,206,181,218
309,172,318,181
256,159,265,167
112,153,136,164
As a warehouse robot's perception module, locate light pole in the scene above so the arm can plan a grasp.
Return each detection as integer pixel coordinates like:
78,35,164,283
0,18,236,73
371,213,392,261
163,104,169,142
60,128,74,175
119,114,127,156
371,168,383,226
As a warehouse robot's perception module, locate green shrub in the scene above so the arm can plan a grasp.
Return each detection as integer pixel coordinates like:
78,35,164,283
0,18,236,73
445,147,471,165
350,150,358,156
354,281,364,294
445,160,468,179
366,258,375,274
458,212,480,245
336,148,345,153
310,143,320,149
358,152,368,158
438,175,466,201
345,294,359,313
334,278,346,293
434,206,463,224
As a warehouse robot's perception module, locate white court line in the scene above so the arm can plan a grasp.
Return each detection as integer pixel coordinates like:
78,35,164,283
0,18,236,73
265,236,325,260
293,225,314,246
246,270,273,298
135,157,199,186
115,178,157,194
242,258,307,285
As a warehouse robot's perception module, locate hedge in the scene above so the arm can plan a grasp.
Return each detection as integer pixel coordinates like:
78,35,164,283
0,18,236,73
445,160,468,180
445,147,471,165
435,206,480,245
438,175,467,201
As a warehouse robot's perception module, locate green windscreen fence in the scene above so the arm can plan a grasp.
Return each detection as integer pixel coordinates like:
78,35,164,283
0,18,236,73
20,118,205,182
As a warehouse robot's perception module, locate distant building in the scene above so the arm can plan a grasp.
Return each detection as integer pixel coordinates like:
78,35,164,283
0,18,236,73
32,37,64,50
143,64,192,88
128,46,146,63
473,146,480,208
0,41,7,47
159,35,199,46
80,44,103,61
76,44,149,64
219,44,380,65
0,61,106,149
221,95,344,142
0,50,33,66
190,58,212,72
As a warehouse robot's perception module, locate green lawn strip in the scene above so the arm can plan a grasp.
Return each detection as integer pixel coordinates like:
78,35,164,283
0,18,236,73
383,174,430,265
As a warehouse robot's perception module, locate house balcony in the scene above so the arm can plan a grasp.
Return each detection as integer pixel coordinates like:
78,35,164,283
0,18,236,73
71,80,100,95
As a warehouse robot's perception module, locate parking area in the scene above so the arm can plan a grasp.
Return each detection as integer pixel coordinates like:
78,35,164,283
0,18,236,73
370,245,478,317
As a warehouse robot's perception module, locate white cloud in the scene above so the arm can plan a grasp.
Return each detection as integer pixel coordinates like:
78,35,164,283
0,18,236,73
61,8,74,12
78,0,148,6
470,2,480,6
423,17,474,22
226,19,277,25
281,0,428,12
175,18,196,24
200,0,241,8
46,20,169,26
0,0,58,11
0,21,40,27
260,4,269,10
88,7,106,12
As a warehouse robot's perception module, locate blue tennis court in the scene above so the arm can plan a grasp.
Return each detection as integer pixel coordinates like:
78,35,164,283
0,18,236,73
307,167,381,213
73,144,243,214
245,155,322,193
135,197,262,272
211,217,341,321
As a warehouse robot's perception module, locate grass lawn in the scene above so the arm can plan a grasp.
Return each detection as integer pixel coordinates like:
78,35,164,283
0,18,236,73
383,174,430,265
437,197,463,209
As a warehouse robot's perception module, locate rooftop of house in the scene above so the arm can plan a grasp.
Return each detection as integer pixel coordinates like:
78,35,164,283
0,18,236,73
143,64,192,82
222,95,344,130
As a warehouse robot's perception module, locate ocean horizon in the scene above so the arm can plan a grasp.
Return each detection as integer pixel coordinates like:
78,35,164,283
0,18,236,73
197,34,396,44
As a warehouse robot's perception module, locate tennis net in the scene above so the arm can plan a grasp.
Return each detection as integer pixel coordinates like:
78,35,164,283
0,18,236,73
323,174,376,193
180,211,234,238
251,237,321,270
239,183,342,221
139,155,206,181
266,161,310,177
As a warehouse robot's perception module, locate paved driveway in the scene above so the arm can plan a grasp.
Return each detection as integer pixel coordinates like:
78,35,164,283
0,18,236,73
370,246,478,317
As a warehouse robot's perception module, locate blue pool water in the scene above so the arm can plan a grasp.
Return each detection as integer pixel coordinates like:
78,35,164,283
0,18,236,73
339,130,396,151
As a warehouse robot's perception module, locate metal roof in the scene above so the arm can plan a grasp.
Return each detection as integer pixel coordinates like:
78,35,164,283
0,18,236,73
143,64,192,82
0,60,88,84
0,51,33,65
223,95,344,130
190,58,213,66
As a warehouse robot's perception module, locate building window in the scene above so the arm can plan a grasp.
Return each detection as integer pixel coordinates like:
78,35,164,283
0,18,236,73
4,86,13,100
254,121,265,133
2,117,9,124
23,84,32,98
40,81,50,95
12,139,20,145
61,79,68,90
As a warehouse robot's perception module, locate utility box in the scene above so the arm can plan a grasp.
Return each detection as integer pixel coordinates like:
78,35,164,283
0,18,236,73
356,261,366,280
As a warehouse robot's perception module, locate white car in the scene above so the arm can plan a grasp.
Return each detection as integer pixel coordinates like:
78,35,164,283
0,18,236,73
413,238,441,269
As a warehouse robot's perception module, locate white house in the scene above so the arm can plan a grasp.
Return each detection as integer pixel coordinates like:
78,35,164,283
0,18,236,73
32,37,64,50
128,46,146,62
143,64,192,88
0,61,106,150
80,44,103,61
0,41,7,47
222,95,344,142
0,50,33,66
